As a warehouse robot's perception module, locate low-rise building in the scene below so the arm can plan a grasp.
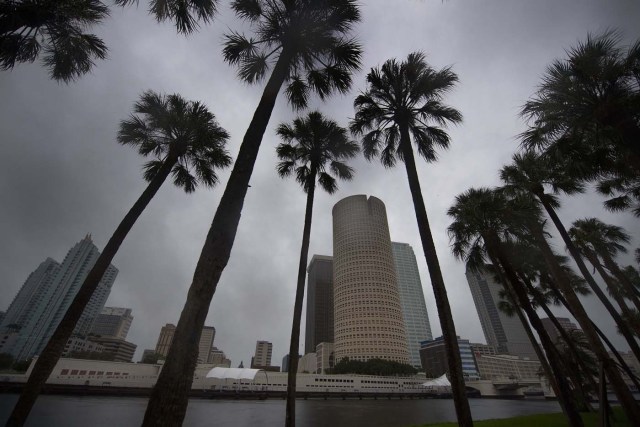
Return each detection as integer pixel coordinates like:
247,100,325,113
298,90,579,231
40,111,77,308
419,336,479,381
316,342,334,374
89,337,136,363
63,337,105,356
298,352,317,373
475,354,542,380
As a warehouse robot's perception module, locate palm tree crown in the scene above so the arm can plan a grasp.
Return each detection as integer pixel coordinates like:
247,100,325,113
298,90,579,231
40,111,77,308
0,0,109,82
276,111,358,193
350,51,462,167
118,90,232,192
569,218,631,259
223,0,362,109
114,0,220,34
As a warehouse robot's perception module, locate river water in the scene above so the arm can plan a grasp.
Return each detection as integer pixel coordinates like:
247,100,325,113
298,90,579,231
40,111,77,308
0,395,562,427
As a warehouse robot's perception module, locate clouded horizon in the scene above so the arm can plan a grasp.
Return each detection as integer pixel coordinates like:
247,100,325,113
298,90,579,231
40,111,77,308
1,0,639,367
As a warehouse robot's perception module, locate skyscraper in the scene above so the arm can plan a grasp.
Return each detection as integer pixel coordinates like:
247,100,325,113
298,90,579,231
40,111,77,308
304,255,334,354
2,236,117,360
155,323,216,364
540,317,579,344
465,265,537,360
90,307,133,340
392,242,433,368
252,340,273,368
332,195,409,364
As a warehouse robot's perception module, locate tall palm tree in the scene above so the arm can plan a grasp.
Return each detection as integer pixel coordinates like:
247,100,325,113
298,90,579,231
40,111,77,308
0,0,218,82
4,90,231,427
276,111,358,427
500,151,640,361
520,31,640,215
569,218,640,312
447,188,585,427
142,2,361,425
350,52,472,426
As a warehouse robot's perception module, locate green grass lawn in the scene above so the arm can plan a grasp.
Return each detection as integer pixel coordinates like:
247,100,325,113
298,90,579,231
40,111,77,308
414,407,631,427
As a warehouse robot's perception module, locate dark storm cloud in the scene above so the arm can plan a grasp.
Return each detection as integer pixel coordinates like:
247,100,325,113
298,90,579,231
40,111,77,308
1,0,639,366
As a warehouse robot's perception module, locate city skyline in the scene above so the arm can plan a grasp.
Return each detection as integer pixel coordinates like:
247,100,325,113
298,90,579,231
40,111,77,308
0,1,637,368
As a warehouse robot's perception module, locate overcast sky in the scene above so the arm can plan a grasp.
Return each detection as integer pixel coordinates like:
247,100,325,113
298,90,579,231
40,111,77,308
1,0,639,367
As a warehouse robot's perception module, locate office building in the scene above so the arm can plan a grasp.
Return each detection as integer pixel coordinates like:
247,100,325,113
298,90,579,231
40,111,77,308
252,340,272,368
316,342,334,374
298,352,317,373
465,264,537,360
419,336,479,381
470,343,497,357
198,326,216,364
305,255,334,354
208,347,231,367
1,236,117,360
540,317,579,344
90,307,133,340
332,195,409,364
155,323,216,364
475,354,541,380
63,337,105,356
391,242,433,368
89,336,137,362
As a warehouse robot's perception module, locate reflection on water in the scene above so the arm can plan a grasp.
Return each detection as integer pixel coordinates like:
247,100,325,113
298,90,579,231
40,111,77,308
0,394,562,427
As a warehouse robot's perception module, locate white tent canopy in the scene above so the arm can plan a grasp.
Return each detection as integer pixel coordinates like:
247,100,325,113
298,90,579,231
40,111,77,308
206,367,262,380
422,373,451,387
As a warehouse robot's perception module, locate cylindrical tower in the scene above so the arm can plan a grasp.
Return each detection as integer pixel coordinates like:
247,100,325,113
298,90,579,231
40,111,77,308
332,195,409,363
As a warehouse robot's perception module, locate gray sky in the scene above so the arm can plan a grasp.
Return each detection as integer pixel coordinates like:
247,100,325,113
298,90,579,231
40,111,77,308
1,0,639,367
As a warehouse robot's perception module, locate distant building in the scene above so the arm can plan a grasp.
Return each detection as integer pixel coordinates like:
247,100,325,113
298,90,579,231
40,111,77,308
198,326,216,364
470,343,497,357
316,342,334,374
305,255,334,354
251,341,272,368
90,307,133,340
465,265,537,360
155,323,216,364
419,336,479,381
332,195,409,364
140,349,157,363
1,236,117,360
392,242,433,368
475,354,541,380
208,347,231,367
89,336,137,363
63,337,105,356
298,352,316,373
540,317,579,344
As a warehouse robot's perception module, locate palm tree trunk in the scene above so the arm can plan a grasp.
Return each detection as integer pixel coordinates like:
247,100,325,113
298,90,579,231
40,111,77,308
285,171,316,427
141,48,294,427
522,280,597,410
398,127,473,427
6,153,179,427
484,233,584,427
583,252,638,329
537,197,640,362
600,253,640,312
528,219,640,421
551,288,640,392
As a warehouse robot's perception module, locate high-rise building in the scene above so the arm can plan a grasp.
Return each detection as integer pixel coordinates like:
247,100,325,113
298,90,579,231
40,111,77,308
391,242,432,368
1,236,117,360
465,265,537,360
252,340,272,368
419,336,479,381
198,326,216,364
154,323,176,356
305,255,334,354
90,307,133,340
154,323,216,364
540,317,579,344
332,195,409,364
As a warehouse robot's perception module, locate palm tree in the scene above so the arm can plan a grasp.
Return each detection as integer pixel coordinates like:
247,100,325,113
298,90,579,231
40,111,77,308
276,111,358,427
350,52,472,426
5,91,231,427
142,2,361,425
500,151,640,362
447,187,585,427
0,0,218,82
569,218,640,312
520,31,640,215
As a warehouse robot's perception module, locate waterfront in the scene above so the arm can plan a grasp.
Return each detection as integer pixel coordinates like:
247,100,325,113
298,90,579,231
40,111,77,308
0,395,562,427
